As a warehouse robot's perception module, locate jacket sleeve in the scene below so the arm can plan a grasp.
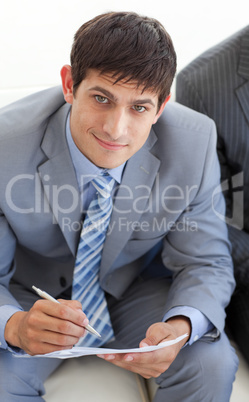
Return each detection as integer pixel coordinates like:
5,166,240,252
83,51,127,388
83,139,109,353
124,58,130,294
162,119,235,333
0,209,24,350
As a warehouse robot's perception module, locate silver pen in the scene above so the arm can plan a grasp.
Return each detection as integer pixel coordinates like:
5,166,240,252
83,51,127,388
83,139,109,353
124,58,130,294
32,285,101,338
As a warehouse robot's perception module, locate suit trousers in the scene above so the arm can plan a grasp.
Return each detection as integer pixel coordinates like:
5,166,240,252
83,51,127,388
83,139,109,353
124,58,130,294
0,276,238,401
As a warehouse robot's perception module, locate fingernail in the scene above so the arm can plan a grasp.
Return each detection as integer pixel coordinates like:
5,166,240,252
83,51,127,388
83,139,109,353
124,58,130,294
140,342,149,347
106,354,115,360
83,318,89,326
97,354,105,359
125,355,133,362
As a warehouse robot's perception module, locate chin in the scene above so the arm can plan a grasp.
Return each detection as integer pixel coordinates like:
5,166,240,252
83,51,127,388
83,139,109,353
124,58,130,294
97,162,120,169
93,156,125,170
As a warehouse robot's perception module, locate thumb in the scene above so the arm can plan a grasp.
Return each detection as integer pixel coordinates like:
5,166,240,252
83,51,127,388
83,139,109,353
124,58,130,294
139,322,171,348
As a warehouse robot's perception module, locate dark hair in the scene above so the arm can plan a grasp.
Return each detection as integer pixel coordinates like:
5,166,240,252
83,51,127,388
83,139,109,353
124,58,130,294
70,11,177,109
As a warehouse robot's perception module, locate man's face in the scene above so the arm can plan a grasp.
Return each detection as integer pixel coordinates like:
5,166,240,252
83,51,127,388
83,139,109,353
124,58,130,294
61,67,168,169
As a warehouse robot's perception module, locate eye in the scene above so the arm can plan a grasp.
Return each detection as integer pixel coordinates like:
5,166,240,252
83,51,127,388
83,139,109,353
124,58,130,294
95,95,108,104
132,105,146,113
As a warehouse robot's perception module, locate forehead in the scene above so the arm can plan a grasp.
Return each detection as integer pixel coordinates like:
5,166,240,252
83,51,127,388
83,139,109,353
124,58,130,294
83,69,159,102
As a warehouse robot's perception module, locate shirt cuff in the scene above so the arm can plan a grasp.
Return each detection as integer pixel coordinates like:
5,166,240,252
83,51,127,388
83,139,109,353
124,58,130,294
163,306,214,345
0,305,23,352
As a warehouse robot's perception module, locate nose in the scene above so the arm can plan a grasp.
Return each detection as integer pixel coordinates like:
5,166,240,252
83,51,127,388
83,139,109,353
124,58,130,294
103,108,128,140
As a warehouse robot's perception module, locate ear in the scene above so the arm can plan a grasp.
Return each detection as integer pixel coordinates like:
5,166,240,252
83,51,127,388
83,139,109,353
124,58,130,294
60,65,74,104
153,94,171,124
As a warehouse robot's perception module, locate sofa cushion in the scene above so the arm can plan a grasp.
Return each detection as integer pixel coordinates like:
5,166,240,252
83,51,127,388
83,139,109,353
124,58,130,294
45,344,249,402
45,355,150,402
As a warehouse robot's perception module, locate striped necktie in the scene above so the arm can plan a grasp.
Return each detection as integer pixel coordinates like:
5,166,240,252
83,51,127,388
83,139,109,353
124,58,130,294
72,172,115,347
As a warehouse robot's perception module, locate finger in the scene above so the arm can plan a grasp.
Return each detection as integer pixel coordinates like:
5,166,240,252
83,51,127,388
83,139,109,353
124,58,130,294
39,328,81,347
121,349,172,378
97,353,167,379
44,315,86,338
59,299,83,311
139,322,175,351
27,339,76,356
98,348,163,365
122,349,164,366
34,300,89,328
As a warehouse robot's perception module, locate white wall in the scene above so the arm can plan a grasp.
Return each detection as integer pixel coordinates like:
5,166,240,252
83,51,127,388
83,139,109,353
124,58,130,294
0,0,248,107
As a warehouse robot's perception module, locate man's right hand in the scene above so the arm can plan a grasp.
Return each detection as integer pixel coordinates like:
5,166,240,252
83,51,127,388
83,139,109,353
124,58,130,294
4,299,88,355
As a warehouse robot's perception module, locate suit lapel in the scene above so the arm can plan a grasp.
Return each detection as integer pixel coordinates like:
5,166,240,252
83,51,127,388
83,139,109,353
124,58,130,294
236,27,249,125
100,128,160,278
38,103,82,255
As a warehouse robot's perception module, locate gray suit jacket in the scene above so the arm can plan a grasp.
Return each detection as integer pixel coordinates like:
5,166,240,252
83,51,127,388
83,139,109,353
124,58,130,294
176,25,249,286
0,87,234,337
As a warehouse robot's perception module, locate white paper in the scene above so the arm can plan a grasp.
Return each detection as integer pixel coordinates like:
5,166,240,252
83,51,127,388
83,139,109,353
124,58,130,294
16,333,188,359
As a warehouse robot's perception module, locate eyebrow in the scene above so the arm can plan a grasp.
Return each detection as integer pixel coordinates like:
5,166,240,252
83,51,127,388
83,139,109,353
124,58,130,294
89,86,156,108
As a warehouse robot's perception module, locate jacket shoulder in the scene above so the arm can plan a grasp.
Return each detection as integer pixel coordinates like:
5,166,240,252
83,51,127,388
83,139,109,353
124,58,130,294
0,86,65,140
156,101,215,136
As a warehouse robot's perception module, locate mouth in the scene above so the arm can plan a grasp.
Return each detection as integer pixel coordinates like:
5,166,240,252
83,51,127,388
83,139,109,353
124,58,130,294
93,135,127,151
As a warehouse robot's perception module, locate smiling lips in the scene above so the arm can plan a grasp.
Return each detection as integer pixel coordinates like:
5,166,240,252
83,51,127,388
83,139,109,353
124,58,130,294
94,135,127,151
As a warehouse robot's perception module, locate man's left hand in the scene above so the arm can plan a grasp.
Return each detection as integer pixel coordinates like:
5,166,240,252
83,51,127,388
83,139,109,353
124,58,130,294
97,316,191,378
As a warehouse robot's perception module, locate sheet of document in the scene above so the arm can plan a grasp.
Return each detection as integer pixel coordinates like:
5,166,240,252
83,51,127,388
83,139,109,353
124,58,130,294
17,333,188,359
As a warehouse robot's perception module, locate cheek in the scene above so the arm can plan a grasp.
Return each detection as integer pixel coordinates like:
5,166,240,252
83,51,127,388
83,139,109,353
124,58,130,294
72,115,94,142
71,104,96,130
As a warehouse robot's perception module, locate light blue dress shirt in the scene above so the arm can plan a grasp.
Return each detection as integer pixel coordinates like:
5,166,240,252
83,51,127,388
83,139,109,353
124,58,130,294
0,112,213,351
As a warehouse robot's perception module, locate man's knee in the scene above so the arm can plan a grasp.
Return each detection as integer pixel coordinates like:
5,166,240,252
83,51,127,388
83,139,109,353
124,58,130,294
194,333,239,391
154,333,238,402
0,349,60,401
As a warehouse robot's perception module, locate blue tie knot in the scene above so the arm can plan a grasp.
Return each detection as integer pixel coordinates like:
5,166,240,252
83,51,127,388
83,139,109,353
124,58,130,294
92,173,115,199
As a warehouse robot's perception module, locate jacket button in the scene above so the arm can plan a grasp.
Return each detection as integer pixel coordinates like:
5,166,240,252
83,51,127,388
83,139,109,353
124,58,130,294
60,277,67,287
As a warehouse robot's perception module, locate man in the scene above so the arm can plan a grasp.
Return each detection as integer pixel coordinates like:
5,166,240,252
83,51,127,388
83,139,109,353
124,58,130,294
0,11,238,401
176,25,249,365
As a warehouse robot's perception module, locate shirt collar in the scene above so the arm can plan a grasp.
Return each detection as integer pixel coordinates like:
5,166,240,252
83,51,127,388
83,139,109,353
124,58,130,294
66,111,125,188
